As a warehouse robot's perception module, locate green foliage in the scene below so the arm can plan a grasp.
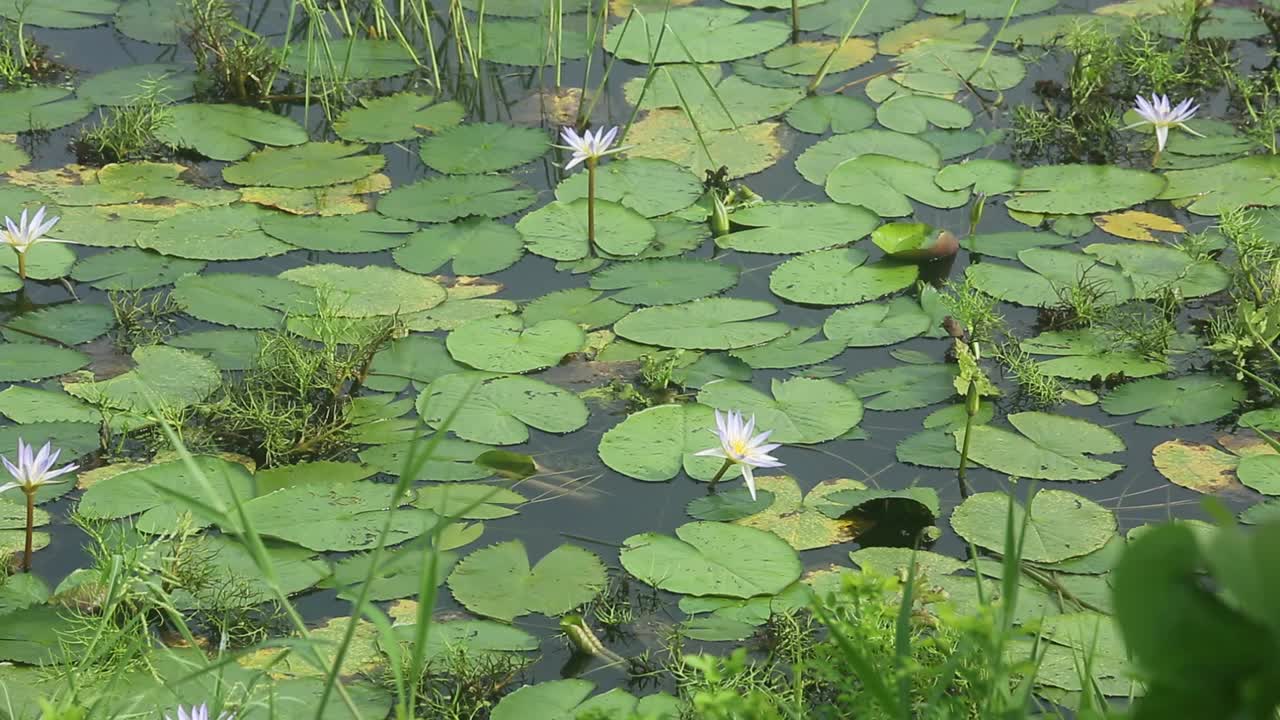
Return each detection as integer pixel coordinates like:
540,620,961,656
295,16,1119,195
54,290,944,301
182,0,282,103
74,78,175,165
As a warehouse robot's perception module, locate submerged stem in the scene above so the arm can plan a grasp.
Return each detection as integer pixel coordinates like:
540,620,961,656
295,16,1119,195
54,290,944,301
957,380,978,483
791,0,799,43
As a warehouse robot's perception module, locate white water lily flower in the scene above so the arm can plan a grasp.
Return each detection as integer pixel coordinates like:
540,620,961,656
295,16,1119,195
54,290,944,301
1123,94,1203,152
165,704,234,720
695,409,784,500
0,438,78,495
558,125,627,170
2,205,62,256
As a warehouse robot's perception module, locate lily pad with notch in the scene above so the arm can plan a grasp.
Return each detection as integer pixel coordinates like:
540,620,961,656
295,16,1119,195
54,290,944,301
447,315,584,373
420,123,549,175
951,490,1116,563
156,104,308,161
697,377,862,444
394,218,524,275
589,258,738,306
613,297,789,350
378,175,536,223
260,212,416,254
961,411,1126,482
334,93,464,143
770,248,920,306
733,476,868,551
720,202,878,254
1101,375,1245,426
417,371,589,445
448,541,605,622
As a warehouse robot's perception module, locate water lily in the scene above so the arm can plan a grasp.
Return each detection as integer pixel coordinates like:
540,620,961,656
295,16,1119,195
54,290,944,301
1123,94,1203,157
165,704,234,720
1,439,77,571
2,205,63,283
557,126,627,252
695,409,784,500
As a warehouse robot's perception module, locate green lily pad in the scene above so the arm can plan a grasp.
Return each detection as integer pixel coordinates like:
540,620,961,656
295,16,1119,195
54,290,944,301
626,66,803,131
333,93,464,143
765,38,875,75
785,94,876,134
1007,164,1167,215
378,174,536,223
414,485,525,520
393,218,523,275
517,199,656,260
1084,243,1230,299
480,18,588,65
606,7,789,63
259,212,416,254
0,88,92,132
2,303,115,346
728,327,846,369
0,0,117,28
555,158,703,218
167,330,260,371
827,154,970,216
63,345,220,415
0,344,87,382
620,521,801,597
589,258,738,306
357,437,494,482
69,248,204,290
114,0,182,43
1162,155,1280,213
962,412,1125,481
876,95,974,134
614,297,789,350
935,159,1021,195
598,403,731,482
959,230,1074,259
137,204,292,260
490,681,641,720
796,129,942,186
823,297,931,347
448,541,605,621
447,315,584,373
697,377,862,444
733,476,866,550
325,543,458,602
172,273,314,329
78,456,254,533
1020,328,1170,380
964,248,1134,308
951,490,1116,563
623,111,784,179
770,248,919,306
799,0,918,35
720,202,878,254
156,104,308,161
278,264,446,317
420,123,549,174
231,482,437,551
1238,455,1280,495
223,142,384,188
848,362,958,411
1101,375,1245,426
77,63,195,106
522,288,629,330
417,371,589,445
281,38,419,79
686,486,776,521
923,0,1056,17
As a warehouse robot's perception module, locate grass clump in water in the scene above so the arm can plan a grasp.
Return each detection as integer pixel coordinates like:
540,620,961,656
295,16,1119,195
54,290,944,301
74,79,176,165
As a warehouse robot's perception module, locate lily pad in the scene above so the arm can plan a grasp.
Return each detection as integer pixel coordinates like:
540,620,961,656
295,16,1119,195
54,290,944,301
2,303,115,346
720,202,878,254
962,412,1125,481
448,541,605,621
728,327,846,369
417,371,589,445
281,38,419,79
827,155,970,216
231,482,437,551
876,95,974,134
278,264,446,317
517,199,655,260
77,64,195,106
0,88,92,132
260,212,416,254
0,344,88,382
378,174,536,223
696,377,862,444
1020,328,1169,380
951,490,1116,564
1083,242,1230,299
785,94,876,135
78,456,254,533
137,205,292,260
1007,164,1167,215
333,93,464,143
598,403,733,482
420,123,549,174
70,248,204,290
555,158,702,218
797,129,941,186
614,297,789,350
172,273,314,329
156,104,308,161
848,363,958,411
114,0,182,43
63,345,220,415
733,476,866,550
223,142,384,189
589,258,738,306
623,111,784,179
770,248,919,306
1101,375,1245,426
823,297,931,347
393,218,523,275
606,7,789,63
620,521,801,597
447,315,584,373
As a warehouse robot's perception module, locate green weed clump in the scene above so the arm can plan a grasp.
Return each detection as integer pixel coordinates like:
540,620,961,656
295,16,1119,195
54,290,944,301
74,80,176,165
183,0,283,104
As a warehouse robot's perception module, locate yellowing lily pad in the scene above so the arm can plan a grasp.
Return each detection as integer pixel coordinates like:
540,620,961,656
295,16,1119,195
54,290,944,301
732,476,866,550
1094,210,1184,242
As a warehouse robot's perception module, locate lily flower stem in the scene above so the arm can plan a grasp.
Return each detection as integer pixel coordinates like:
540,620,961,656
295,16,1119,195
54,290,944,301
22,488,33,572
957,380,978,483
587,157,597,251
791,0,799,43
16,252,25,283
1151,147,1162,169
707,458,734,494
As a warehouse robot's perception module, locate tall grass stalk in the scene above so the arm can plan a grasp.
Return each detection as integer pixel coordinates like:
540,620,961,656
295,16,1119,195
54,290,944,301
807,0,870,93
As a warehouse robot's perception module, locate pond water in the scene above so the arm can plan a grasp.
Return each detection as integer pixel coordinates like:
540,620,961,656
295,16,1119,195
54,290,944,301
0,0,1276,715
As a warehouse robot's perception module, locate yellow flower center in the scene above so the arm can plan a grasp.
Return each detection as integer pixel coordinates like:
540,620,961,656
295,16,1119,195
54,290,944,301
729,439,750,457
